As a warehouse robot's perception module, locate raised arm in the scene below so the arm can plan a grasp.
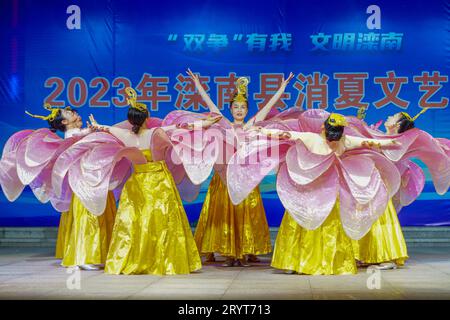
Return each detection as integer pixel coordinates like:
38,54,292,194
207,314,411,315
159,115,223,132
344,135,399,151
244,72,294,129
186,68,222,115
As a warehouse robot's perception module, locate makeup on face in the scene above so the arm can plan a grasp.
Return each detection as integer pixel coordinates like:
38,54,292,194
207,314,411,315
231,101,248,121
62,109,83,129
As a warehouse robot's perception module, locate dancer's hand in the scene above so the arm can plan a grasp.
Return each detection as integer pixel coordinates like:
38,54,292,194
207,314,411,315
202,115,222,128
277,131,292,140
263,129,291,140
361,140,382,150
282,72,295,86
186,68,200,84
88,114,109,132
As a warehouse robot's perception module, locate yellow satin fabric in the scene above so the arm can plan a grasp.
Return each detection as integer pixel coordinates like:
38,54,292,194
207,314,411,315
272,201,357,275
194,172,272,259
55,211,70,259
61,192,116,267
105,150,201,275
352,199,408,265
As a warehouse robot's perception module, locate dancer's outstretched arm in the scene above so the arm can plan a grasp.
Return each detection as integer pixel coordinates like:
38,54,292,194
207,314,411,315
88,114,222,135
255,127,319,144
344,135,399,150
186,68,221,115
254,127,400,155
244,72,294,129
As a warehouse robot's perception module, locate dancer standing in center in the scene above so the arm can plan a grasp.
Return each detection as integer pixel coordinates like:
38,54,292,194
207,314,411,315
187,69,294,267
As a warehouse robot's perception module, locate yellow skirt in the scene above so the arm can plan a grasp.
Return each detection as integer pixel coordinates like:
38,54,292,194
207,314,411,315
55,211,70,259
61,192,116,267
194,173,272,259
271,201,357,275
352,199,408,265
105,158,202,275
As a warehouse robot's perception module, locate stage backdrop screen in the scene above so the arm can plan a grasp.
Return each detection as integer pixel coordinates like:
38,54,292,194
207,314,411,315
0,0,449,226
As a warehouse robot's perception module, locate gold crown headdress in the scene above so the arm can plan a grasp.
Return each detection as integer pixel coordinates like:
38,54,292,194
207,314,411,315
233,77,249,103
25,103,72,122
357,106,367,120
400,108,429,122
125,87,148,113
327,113,348,127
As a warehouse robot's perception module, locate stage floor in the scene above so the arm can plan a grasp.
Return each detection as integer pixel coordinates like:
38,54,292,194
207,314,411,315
0,247,450,300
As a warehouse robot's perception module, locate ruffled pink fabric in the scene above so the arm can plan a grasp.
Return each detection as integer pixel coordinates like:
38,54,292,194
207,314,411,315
159,110,236,199
0,130,34,201
0,129,84,212
277,163,339,230
226,109,404,239
53,132,147,215
297,109,329,133
226,134,293,205
17,129,84,211
348,118,450,197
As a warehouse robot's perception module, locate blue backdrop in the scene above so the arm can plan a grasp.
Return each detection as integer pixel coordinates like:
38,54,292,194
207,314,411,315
0,0,449,226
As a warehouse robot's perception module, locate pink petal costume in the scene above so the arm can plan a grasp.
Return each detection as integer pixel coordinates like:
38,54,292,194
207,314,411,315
52,128,153,267
77,114,211,275
184,73,296,263
0,128,85,259
346,115,450,266
163,109,293,261
227,109,402,274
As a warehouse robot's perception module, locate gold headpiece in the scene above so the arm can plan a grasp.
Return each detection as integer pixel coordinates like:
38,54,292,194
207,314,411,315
327,113,348,127
25,104,71,122
233,77,249,103
125,87,148,113
400,108,429,122
357,106,367,120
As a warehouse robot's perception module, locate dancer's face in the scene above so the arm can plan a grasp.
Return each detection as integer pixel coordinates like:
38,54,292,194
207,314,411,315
384,113,402,134
61,109,82,129
230,101,248,122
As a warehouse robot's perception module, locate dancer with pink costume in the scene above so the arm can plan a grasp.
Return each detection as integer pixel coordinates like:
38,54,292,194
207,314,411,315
346,108,450,270
227,110,402,274
0,104,121,270
185,69,295,267
83,87,222,275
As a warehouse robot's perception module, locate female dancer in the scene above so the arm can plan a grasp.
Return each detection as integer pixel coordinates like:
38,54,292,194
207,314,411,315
350,108,450,270
187,69,294,266
0,105,116,270
227,111,400,274
28,106,117,270
88,87,220,275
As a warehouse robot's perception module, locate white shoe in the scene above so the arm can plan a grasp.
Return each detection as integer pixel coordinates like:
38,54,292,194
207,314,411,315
374,262,397,270
284,270,296,274
79,264,100,271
